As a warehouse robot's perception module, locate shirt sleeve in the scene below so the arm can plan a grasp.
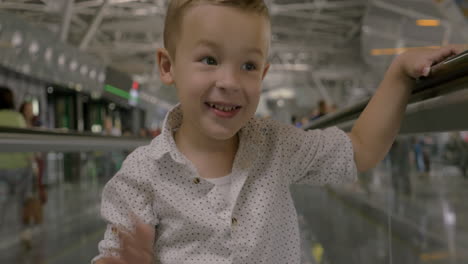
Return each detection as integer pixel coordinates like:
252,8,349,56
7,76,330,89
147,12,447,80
280,125,357,185
92,148,158,263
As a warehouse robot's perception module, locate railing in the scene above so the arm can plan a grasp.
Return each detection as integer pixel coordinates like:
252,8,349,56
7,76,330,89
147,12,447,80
305,50,468,133
0,126,150,152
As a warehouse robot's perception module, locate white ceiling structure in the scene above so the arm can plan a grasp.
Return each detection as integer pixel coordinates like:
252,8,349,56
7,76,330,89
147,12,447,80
0,0,467,117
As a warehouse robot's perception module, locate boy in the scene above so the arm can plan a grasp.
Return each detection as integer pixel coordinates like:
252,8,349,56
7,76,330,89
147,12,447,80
94,0,463,263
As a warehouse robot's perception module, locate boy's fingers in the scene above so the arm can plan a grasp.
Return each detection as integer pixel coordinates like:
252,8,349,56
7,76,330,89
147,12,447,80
116,227,132,242
116,227,137,252
422,46,464,77
120,244,153,263
431,47,456,65
115,223,154,258
135,221,155,245
130,214,156,247
445,44,466,55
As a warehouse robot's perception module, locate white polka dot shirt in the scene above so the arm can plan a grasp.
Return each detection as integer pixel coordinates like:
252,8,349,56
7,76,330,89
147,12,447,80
93,105,357,264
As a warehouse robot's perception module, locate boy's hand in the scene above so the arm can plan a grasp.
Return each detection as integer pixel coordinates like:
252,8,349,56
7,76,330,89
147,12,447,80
394,45,465,80
98,217,156,264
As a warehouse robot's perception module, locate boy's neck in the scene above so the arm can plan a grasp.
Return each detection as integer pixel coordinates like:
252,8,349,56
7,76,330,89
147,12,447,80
174,121,239,179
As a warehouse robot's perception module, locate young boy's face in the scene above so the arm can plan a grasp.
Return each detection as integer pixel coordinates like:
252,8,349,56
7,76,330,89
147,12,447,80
159,4,270,140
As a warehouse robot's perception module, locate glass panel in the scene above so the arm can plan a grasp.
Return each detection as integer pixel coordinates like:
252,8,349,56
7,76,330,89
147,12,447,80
292,131,468,264
1,131,467,263
0,150,126,263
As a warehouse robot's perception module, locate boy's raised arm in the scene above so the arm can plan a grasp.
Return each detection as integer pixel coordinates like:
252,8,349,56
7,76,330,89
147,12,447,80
347,46,465,172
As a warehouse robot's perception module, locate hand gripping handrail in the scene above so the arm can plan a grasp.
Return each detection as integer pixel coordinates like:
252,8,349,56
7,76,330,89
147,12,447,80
305,50,468,134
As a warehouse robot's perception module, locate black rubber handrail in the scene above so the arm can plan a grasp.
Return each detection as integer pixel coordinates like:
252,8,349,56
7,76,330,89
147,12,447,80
305,50,468,130
0,126,145,140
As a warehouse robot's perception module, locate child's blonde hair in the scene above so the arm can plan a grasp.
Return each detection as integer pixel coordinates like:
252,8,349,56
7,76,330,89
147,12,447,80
163,0,270,57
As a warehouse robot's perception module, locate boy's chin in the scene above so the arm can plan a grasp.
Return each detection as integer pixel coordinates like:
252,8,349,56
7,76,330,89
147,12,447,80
206,127,239,141
202,122,243,141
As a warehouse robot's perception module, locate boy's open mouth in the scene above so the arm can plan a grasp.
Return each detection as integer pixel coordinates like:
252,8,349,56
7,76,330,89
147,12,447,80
205,102,242,112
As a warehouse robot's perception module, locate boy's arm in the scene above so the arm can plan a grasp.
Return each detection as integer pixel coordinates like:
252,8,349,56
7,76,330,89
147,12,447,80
347,46,464,172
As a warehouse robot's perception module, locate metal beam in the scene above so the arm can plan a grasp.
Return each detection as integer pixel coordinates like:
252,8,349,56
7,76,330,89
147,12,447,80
372,0,448,26
0,3,47,12
79,0,109,50
270,43,354,54
60,0,74,42
271,1,366,14
89,42,160,55
99,17,164,32
274,25,347,37
74,0,103,11
277,11,358,27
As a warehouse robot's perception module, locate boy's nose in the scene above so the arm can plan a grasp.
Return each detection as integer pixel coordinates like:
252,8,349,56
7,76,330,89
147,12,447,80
216,67,241,92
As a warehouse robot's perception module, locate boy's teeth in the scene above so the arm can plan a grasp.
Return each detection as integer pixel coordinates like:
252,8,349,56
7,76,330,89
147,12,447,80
208,103,237,112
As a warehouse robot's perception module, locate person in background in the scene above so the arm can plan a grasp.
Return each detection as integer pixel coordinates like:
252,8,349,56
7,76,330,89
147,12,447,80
104,116,122,136
412,136,429,177
310,100,328,121
150,128,162,138
291,115,302,128
388,138,412,197
0,86,37,249
327,104,338,114
444,132,468,177
139,127,149,138
19,101,41,128
19,100,48,206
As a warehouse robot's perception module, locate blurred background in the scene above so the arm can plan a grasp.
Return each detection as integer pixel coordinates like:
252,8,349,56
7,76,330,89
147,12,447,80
0,0,468,263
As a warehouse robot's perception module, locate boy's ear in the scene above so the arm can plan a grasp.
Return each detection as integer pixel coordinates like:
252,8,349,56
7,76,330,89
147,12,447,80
157,48,174,85
261,63,270,81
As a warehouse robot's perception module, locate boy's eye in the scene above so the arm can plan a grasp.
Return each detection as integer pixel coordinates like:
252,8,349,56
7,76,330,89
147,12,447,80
242,63,257,71
201,56,217,65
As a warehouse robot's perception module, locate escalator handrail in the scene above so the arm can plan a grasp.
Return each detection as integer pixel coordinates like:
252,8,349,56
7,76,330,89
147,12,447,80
305,50,468,130
0,130,151,152
0,126,142,140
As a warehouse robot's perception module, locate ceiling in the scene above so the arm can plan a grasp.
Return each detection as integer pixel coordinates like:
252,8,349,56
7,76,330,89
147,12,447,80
0,0,467,116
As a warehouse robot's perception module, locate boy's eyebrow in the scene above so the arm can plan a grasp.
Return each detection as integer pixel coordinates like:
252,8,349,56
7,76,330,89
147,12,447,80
195,39,219,49
195,39,265,57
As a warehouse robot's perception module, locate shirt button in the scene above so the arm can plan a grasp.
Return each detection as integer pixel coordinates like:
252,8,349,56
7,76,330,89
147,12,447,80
231,217,238,226
193,177,201,184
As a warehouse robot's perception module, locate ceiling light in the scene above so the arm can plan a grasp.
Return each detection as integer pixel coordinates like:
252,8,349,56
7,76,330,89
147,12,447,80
90,70,97,79
58,54,66,66
268,88,295,99
11,32,23,47
29,41,39,54
109,0,139,4
70,60,78,71
80,65,89,75
371,46,441,56
416,19,440,27
98,73,106,83
45,47,53,62
276,99,285,107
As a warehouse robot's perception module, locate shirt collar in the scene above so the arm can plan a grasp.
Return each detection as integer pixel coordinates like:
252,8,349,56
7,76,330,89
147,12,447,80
149,103,262,168
149,104,184,162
